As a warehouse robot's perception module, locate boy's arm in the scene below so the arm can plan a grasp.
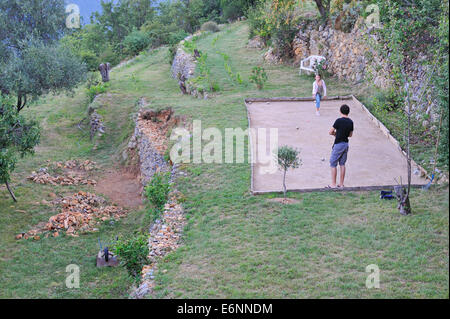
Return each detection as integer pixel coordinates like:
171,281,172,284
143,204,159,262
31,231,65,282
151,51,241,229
329,127,336,136
349,131,353,137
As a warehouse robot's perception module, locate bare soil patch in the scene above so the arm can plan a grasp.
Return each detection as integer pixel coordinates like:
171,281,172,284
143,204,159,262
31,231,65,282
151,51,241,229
95,169,143,209
267,198,301,204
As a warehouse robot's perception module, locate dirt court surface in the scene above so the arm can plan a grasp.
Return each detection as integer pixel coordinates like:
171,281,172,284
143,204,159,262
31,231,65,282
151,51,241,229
246,97,428,193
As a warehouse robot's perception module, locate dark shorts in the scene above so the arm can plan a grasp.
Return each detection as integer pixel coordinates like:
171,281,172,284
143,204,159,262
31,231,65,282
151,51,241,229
330,142,349,167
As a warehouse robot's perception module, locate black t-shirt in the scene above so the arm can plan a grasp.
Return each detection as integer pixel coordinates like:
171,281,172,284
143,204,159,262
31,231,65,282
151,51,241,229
333,117,354,144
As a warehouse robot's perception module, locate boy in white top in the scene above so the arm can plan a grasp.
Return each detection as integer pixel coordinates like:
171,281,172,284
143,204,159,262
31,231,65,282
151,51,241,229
312,74,327,116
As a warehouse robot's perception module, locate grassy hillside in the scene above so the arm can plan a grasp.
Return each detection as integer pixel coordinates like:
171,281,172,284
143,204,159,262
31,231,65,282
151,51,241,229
0,22,448,298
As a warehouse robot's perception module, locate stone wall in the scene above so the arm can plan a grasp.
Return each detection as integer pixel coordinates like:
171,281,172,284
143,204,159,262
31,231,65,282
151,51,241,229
170,34,209,99
292,18,391,87
128,124,170,188
171,47,196,81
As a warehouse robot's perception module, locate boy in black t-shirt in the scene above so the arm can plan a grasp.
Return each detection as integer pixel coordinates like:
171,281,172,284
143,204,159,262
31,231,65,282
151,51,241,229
327,104,354,188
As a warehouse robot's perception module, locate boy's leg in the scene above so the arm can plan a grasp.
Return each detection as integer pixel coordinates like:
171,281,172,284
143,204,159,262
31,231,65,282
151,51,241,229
338,144,349,187
339,165,346,187
329,145,340,187
331,167,337,187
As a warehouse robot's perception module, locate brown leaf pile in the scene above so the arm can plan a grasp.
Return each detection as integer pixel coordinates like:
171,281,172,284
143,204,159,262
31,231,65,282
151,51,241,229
16,191,126,240
54,160,96,171
27,160,97,186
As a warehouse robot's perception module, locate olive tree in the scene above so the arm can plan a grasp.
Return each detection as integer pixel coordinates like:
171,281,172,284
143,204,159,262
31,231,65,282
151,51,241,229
276,145,302,198
0,96,40,202
0,0,87,112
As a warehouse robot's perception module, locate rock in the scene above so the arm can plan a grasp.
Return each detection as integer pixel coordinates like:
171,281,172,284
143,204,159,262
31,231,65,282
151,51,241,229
247,36,265,49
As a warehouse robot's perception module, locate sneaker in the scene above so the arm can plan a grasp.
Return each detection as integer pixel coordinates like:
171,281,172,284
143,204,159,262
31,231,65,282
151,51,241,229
316,110,320,116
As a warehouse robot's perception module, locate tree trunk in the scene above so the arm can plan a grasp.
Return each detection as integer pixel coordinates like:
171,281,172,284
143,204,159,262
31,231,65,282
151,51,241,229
403,86,413,214
16,94,27,112
283,169,287,199
394,185,411,215
5,180,17,202
314,0,326,18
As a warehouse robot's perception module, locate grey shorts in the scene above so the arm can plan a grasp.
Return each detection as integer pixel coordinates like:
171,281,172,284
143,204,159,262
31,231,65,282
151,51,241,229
330,142,349,167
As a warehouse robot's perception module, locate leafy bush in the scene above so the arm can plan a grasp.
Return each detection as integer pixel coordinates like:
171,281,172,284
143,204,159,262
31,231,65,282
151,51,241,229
331,0,364,33
276,145,301,198
247,0,298,58
371,87,404,112
99,45,122,67
86,72,102,89
79,50,100,72
168,30,189,45
201,21,220,33
145,172,171,213
182,40,197,54
249,66,268,90
222,0,249,21
123,29,151,57
113,234,149,279
168,44,178,64
86,82,110,103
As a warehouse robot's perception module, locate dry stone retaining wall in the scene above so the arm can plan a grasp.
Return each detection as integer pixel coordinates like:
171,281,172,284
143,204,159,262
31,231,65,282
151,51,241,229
170,33,209,99
288,18,438,123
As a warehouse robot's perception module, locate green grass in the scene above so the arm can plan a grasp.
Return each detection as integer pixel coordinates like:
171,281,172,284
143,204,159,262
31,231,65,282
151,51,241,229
0,22,448,298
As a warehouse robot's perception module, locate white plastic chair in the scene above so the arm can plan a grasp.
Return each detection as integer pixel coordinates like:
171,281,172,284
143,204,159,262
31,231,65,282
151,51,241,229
299,55,326,75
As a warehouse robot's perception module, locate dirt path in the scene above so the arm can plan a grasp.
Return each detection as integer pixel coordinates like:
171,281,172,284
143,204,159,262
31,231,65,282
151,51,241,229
95,169,143,210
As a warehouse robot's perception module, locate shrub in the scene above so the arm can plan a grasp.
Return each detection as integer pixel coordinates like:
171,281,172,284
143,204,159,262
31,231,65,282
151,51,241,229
79,50,100,72
145,172,171,213
277,145,301,198
182,40,197,54
249,66,268,90
113,234,149,279
371,87,404,112
222,0,247,21
123,29,151,57
86,72,102,89
86,82,109,103
201,21,220,33
99,45,121,67
168,30,189,45
168,44,178,64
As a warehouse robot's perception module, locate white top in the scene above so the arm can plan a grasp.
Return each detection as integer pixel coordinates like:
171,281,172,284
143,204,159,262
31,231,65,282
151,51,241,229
312,80,327,97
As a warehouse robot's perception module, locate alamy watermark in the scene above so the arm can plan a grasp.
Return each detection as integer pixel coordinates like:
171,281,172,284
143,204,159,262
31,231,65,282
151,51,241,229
365,4,382,29
169,120,279,174
366,264,380,289
66,4,80,29
66,264,80,288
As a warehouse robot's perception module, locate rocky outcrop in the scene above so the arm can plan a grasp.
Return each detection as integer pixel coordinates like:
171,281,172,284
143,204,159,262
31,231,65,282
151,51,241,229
247,36,265,49
171,47,196,81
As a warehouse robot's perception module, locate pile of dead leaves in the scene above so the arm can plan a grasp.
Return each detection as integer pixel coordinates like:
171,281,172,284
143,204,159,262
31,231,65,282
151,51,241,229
16,191,126,240
54,160,96,171
27,160,97,186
